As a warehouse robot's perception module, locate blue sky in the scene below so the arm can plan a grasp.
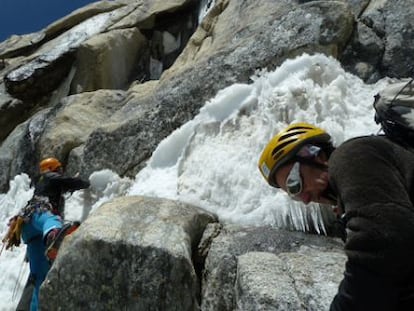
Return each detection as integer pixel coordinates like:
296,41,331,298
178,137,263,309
0,0,100,42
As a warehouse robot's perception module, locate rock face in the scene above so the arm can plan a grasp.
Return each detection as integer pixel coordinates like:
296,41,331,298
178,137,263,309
1,0,413,189
40,196,345,310
1,0,412,309
0,0,200,185
200,224,344,310
41,196,218,310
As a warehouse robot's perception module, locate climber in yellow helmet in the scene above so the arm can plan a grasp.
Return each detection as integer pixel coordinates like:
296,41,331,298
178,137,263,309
258,122,337,205
259,122,414,310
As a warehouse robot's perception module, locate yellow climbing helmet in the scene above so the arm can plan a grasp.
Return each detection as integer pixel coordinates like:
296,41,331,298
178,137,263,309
39,157,62,173
258,122,331,188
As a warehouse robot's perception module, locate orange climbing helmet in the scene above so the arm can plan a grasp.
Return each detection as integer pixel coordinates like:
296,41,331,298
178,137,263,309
39,157,62,173
258,122,332,188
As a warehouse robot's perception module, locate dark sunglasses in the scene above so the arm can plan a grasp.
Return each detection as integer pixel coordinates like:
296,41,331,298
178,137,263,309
284,144,322,197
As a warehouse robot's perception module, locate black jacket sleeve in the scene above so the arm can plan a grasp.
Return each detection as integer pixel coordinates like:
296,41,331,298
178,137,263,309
52,174,90,192
34,172,90,211
329,136,414,283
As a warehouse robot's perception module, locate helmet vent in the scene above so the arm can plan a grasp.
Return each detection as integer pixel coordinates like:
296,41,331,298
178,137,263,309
280,130,306,140
289,125,313,130
271,139,294,160
272,149,284,162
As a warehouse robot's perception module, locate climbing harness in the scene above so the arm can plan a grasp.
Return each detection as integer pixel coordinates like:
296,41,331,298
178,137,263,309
2,196,54,251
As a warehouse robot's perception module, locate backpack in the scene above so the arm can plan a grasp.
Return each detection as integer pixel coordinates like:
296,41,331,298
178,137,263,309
373,78,414,149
